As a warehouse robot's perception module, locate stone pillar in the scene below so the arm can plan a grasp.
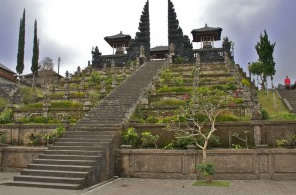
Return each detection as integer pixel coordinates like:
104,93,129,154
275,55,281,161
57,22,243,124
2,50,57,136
100,80,106,95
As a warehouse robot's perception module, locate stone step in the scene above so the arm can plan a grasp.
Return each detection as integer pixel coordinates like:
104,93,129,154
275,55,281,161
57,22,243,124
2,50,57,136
5,181,80,190
69,127,120,131
44,150,103,156
54,142,109,147
27,164,92,172
14,175,84,184
48,146,106,151
62,135,113,140
21,169,89,178
33,159,97,166
64,131,114,136
57,138,113,142
39,154,101,161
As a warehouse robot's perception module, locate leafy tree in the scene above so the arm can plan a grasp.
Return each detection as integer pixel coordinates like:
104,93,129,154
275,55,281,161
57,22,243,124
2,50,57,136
31,19,40,87
16,9,25,76
251,30,276,90
39,57,54,70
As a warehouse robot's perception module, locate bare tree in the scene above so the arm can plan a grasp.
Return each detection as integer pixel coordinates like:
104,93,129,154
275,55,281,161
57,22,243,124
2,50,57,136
168,87,233,164
39,57,54,70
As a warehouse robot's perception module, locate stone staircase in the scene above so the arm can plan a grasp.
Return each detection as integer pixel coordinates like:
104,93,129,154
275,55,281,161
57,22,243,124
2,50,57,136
278,89,296,112
199,62,232,87
5,60,165,189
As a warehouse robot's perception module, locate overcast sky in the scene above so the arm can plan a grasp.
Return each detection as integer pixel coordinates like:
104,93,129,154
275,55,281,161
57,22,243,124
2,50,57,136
0,0,295,86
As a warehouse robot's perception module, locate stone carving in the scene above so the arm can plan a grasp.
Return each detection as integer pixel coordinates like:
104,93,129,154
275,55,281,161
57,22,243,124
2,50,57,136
100,80,106,94
139,45,145,58
169,43,175,55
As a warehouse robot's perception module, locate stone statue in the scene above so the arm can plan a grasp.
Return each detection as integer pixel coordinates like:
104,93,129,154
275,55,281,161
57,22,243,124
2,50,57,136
139,45,145,58
169,43,175,55
77,66,81,73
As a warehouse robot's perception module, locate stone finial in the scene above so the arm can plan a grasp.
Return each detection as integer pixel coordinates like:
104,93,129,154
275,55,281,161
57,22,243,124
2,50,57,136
65,71,69,78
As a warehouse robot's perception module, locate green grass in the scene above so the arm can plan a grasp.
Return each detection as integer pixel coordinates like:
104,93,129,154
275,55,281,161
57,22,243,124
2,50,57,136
192,180,230,187
258,90,296,120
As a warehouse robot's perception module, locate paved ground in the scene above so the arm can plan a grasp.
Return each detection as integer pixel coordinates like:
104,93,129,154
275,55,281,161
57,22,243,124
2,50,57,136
0,172,296,195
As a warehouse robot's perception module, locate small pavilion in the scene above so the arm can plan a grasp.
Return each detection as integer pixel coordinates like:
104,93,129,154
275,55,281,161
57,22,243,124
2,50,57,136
104,31,131,55
191,24,222,49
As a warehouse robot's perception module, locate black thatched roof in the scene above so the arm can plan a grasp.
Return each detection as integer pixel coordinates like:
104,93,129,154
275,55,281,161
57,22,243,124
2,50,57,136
150,46,168,52
104,31,131,47
191,24,222,42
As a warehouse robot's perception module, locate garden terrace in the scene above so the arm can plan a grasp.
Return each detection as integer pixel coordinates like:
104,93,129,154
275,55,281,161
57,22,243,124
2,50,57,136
0,64,139,126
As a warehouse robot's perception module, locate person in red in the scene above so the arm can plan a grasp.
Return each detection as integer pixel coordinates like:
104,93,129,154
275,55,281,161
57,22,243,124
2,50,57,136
284,76,291,90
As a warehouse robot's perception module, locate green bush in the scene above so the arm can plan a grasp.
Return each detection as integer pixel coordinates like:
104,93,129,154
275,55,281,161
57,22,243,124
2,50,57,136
175,132,220,149
141,131,159,149
88,91,101,105
19,87,43,104
163,143,174,150
90,71,101,85
157,86,192,93
51,101,82,108
150,99,186,107
17,116,60,124
22,103,43,109
0,134,8,144
160,69,173,82
27,125,65,146
122,127,138,147
70,92,85,98
216,114,239,122
49,93,64,99
196,163,215,177
175,56,185,64
0,98,7,110
147,116,159,123
0,109,13,124
261,109,269,120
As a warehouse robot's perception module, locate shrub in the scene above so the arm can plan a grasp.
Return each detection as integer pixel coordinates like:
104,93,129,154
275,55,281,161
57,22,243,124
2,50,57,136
0,108,13,124
88,91,101,105
157,86,192,93
0,134,8,144
150,99,186,107
49,93,64,99
70,92,85,98
51,101,82,108
216,114,239,122
141,131,159,149
122,127,138,147
160,69,173,82
19,87,43,104
163,143,174,150
17,116,60,124
175,132,220,149
241,78,250,87
0,98,7,110
90,71,102,85
22,103,43,109
147,116,159,123
175,56,185,64
261,109,269,120
196,163,215,177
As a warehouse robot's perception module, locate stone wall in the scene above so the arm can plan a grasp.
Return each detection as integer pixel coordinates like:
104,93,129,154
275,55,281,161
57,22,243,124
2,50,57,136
120,148,296,180
0,125,58,145
0,146,46,171
124,121,296,147
0,84,16,100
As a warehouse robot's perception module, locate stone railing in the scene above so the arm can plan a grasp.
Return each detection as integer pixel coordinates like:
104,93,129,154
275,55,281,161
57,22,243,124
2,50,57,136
120,148,296,180
95,54,129,68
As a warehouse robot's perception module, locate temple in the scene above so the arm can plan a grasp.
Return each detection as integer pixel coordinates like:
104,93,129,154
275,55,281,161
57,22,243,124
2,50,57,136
104,31,131,55
90,1,233,67
192,24,232,62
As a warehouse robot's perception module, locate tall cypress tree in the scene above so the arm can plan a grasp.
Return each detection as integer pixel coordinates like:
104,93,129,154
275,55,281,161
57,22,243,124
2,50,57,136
16,9,25,76
255,30,276,90
31,19,39,87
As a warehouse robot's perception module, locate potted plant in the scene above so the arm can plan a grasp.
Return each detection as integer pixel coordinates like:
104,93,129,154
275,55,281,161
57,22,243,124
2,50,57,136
196,163,215,183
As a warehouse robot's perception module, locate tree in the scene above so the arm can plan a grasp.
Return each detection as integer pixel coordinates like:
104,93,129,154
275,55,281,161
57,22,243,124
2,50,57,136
249,61,264,88
39,57,54,70
253,30,276,90
167,87,233,182
168,87,233,163
31,19,39,88
16,9,25,76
